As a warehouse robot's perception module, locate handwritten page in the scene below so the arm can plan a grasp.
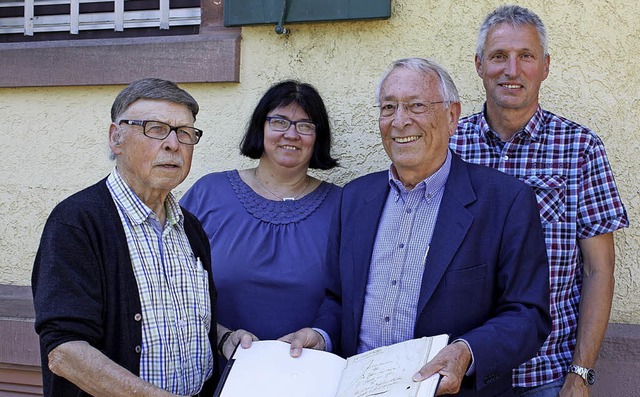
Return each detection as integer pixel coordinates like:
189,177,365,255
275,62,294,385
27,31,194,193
336,336,447,397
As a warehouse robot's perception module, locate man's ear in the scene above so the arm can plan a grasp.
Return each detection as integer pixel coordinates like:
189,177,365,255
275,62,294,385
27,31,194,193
109,123,123,155
475,54,483,77
542,54,550,81
448,102,462,137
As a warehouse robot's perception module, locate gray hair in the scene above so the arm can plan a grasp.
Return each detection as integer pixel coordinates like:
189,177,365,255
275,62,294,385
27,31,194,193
476,4,548,60
376,58,460,104
110,78,199,122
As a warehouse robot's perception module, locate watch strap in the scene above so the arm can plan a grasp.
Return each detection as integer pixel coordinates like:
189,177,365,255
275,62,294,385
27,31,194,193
568,364,595,386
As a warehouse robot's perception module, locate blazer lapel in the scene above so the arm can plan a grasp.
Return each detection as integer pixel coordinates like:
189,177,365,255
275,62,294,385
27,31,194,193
417,155,476,315
344,172,390,329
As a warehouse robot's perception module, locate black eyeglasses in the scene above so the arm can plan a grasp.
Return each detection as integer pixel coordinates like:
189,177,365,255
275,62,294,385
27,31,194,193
119,120,203,145
266,116,317,135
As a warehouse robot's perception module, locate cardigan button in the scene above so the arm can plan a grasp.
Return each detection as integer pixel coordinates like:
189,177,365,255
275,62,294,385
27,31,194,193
134,345,141,353
134,313,142,321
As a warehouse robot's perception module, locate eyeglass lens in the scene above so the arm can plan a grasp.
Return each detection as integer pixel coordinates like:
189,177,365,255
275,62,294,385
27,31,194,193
378,101,444,118
144,121,201,144
268,117,316,135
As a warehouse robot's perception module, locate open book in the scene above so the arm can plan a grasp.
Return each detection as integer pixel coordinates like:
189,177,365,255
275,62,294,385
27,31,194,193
214,334,449,397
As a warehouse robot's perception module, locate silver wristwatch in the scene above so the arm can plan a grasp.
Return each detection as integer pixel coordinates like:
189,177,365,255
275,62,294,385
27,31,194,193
568,364,596,386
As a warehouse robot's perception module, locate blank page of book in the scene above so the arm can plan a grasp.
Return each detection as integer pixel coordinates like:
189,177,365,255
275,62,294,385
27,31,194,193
218,340,346,397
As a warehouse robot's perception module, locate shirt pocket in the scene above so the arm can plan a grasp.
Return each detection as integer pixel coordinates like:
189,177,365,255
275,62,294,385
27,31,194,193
193,260,212,331
522,174,566,224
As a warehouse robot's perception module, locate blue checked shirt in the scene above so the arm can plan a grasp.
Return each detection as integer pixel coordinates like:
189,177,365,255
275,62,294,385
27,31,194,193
107,169,213,395
358,151,451,353
451,106,629,387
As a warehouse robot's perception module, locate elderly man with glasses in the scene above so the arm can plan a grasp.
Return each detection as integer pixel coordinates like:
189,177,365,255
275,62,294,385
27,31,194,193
288,58,552,396
32,78,219,397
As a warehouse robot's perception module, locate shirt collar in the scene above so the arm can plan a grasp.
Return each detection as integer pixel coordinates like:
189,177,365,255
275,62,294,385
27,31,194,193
387,150,452,201
106,167,183,228
480,103,545,143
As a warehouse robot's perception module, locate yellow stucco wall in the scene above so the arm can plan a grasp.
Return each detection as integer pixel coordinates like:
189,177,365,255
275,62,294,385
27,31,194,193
0,0,638,323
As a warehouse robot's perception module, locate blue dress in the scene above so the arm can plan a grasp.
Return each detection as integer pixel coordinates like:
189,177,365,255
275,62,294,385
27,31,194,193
180,170,341,340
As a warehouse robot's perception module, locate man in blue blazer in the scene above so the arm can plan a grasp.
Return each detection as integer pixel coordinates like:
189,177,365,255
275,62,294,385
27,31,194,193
348,58,552,396
289,58,551,396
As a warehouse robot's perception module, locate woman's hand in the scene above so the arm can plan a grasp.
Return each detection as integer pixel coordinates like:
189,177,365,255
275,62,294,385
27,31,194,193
217,325,258,359
279,328,327,358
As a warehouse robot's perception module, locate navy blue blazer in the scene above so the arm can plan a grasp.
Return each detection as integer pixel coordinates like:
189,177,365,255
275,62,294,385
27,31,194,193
334,153,551,397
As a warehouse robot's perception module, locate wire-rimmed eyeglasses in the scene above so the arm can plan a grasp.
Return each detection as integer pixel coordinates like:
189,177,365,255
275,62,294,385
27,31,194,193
266,116,317,135
119,120,203,145
374,100,448,118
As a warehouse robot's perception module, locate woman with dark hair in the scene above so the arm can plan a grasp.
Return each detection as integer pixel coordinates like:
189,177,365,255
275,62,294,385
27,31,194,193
180,80,341,359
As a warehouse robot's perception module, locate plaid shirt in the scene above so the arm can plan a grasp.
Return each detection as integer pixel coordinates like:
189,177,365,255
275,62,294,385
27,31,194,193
358,152,450,353
107,169,213,395
451,106,628,387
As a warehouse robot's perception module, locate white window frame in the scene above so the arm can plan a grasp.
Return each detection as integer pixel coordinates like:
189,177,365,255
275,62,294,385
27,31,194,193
0,0,241,87
0,0,200,36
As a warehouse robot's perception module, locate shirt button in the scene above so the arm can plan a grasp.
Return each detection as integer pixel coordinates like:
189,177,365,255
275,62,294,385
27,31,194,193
134,313,142,321
134,345,141,353
391,280,397,286
384,316,390,322
406,208,412,213
503,155,509,161
399,243,404,248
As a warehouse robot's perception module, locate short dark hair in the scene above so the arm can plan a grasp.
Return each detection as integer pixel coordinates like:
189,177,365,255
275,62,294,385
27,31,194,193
240,80,338,170
110,78,199,122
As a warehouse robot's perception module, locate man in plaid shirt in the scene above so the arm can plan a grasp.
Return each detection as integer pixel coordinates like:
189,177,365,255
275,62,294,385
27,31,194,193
450,5,629,397
32,79,219,397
